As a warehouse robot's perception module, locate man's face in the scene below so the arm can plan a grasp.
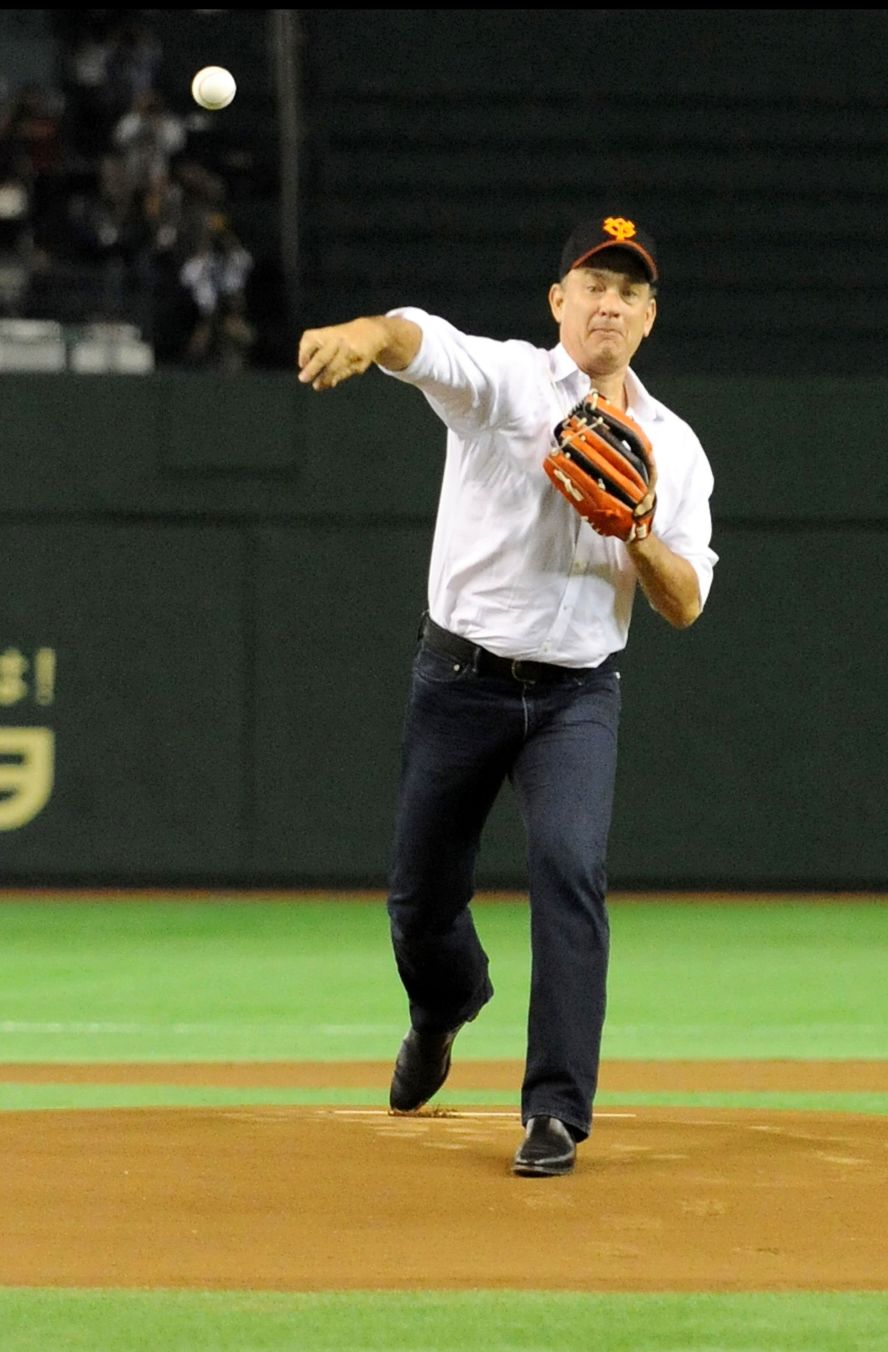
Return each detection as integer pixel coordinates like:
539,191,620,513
549,255,656,377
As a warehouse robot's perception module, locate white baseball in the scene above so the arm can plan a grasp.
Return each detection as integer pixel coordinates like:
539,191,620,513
191,66,237,111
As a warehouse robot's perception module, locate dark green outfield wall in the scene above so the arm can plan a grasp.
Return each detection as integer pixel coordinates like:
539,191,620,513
1,371,885,888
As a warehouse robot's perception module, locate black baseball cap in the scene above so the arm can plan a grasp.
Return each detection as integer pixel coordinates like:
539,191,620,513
559,214,659,284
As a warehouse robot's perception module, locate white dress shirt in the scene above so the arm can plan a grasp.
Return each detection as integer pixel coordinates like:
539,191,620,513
381,307,718,667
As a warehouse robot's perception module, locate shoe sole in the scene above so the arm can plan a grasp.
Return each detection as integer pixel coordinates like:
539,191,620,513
512,1158,575,1178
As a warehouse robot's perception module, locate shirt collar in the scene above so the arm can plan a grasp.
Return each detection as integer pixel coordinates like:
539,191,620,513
549,342,663,423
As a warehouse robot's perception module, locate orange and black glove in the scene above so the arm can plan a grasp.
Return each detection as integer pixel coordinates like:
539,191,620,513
544,391,657,542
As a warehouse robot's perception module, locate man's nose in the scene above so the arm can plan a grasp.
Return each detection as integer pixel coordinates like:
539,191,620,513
597,286,624,309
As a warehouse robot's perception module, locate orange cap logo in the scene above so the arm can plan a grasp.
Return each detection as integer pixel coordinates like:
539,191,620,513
602,217,638,243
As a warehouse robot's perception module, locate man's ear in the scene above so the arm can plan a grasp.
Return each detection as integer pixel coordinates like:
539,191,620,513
548,281,565,323
642,296,657,339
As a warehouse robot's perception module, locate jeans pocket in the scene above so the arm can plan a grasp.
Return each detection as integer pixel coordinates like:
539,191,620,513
414,645,470,685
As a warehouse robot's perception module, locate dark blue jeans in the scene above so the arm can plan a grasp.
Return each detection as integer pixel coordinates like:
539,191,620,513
386,637,621,1141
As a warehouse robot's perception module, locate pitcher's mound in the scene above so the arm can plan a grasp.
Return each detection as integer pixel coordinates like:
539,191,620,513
1,1105,885,1291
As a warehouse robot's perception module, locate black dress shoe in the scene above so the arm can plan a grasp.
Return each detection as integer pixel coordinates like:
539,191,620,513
389,1025,463,1112
512,1116,577,1177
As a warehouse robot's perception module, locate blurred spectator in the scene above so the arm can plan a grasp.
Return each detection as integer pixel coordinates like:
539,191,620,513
137,160,236,364
104,88,186,227
0,176,30,248
0,118,32,255
178,218,256,371
0,81,66,314
0,82,65,215
57,16,117,160
102,18,163,127
102,91,186,259
167,158,229,259
0,175,32,314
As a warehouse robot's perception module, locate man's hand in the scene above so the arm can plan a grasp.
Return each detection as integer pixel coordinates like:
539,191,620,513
297,315,422,390
297,318,385,390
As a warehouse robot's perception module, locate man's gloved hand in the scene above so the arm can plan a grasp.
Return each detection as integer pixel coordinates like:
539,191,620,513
544,391,657,542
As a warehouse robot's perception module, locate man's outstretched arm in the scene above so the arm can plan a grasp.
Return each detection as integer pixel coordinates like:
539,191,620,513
297,316,423,391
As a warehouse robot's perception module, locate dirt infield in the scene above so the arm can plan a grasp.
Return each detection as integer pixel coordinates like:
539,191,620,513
1,1060,886,1292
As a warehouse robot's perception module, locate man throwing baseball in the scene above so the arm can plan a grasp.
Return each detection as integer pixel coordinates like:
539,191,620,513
297,212,717,1176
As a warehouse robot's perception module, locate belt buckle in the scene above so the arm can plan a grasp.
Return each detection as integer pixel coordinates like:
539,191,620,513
511,658,535,683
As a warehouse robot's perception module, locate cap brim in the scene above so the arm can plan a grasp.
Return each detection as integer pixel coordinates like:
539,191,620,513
570,240,658,283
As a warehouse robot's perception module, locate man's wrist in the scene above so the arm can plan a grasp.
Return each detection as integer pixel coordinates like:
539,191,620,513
374,316,422,371
626,526,655,551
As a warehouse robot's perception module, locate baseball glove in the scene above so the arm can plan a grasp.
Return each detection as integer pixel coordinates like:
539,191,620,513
544,391,657,541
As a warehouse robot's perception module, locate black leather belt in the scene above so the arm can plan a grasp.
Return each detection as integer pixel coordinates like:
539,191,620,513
421,615,615,683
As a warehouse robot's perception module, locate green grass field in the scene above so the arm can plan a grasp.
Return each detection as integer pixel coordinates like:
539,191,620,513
0,892,885,1350
1,1289,887,1352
